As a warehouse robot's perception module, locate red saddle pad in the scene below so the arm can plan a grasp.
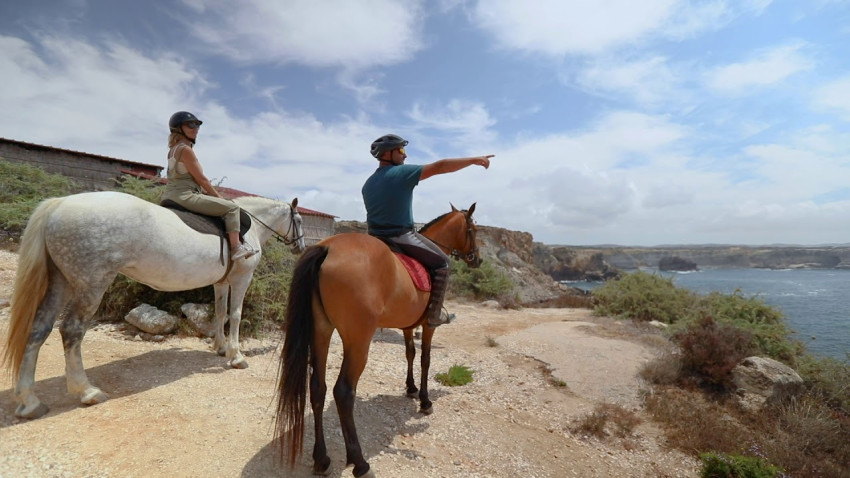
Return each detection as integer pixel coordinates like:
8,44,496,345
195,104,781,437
394,253,431,291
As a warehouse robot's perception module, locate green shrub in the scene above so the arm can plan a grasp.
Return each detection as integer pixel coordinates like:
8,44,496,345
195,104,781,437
592,271,697,323
114,174,165,203
435,364,474,386
0,159,78,235
700,451,783,478
449,259,515,302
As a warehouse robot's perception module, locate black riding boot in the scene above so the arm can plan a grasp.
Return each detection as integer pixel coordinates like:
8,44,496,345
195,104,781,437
426,266,455,327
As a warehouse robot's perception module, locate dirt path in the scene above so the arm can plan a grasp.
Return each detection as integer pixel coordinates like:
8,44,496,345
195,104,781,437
0,250,699,477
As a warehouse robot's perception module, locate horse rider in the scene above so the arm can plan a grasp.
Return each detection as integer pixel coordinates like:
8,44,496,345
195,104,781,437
362,134,493,327
162,111,256,261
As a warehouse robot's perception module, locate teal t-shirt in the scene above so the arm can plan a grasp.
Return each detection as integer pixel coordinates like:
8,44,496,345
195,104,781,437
362,164,423,236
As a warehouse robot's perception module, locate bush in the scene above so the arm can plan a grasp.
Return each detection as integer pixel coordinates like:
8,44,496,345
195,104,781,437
672,315,755,388
592,271,697,323
449,259,515,303
435,364,474,386
571,403,642,439
0,159,78,236
700,451,783,478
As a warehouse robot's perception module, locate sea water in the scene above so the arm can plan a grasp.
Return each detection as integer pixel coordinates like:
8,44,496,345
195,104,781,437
570,268,850,360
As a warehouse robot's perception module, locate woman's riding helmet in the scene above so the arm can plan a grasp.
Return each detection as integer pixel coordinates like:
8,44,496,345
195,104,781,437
370,134,408,159
169,111,203,132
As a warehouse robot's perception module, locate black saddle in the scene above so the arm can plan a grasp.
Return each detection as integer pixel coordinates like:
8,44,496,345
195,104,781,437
160,199,251,240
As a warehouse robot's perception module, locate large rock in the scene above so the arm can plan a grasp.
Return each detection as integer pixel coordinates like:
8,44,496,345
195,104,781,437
125,304,177,335
732,356,803,411
182,303,216,337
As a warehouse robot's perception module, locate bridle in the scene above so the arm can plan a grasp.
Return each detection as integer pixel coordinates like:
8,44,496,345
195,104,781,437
424,210,480,265
244,203,304,248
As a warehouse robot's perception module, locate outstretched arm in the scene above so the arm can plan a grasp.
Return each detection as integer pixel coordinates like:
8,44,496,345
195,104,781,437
420,155,493,181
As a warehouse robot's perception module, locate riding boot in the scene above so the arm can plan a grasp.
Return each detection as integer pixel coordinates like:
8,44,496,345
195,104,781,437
426,266,455,327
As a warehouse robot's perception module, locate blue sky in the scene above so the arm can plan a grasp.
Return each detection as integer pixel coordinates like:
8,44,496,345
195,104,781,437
2,0,849,246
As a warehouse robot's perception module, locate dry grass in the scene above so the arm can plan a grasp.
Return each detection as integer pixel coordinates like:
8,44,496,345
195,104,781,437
570,403,643,439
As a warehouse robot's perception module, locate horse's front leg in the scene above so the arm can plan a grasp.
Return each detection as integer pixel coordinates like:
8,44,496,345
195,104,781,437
212,283,229,358
223,274,255,369
417,326,436,414
403,329,419,397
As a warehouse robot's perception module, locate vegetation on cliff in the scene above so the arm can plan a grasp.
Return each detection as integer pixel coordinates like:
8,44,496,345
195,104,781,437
593,270,849,477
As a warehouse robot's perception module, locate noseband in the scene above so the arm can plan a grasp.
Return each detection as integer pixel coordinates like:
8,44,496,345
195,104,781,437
245,204,304,247
427,211,479,265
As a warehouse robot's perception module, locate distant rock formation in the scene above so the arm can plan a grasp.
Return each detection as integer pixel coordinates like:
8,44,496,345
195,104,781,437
658,256,698,272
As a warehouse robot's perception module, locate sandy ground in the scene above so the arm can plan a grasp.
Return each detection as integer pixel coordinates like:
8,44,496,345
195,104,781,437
0,250,699,477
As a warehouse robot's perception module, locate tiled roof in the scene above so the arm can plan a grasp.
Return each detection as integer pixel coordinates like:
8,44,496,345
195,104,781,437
1,137,162,170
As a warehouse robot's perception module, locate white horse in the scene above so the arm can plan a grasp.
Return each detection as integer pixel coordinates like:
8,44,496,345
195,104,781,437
2,191,305,419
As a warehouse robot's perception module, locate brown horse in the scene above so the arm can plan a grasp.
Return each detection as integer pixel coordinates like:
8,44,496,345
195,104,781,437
274,203,481,478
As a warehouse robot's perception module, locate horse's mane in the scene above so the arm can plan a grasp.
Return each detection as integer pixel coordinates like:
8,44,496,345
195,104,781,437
234,195,278,207
419,211,459,233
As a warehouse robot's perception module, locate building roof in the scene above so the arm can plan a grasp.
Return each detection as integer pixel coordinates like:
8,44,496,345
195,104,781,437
119,169,335,218
1,137,163,171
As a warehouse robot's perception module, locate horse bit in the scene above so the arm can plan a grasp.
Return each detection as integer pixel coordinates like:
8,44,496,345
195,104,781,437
428,211,480,264
245,203,303,247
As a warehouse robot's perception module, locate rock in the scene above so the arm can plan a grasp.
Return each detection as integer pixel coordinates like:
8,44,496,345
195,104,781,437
124,304,177,335
732,356,803,411
658,256,697,272
480,300,501,309
181,303,216,337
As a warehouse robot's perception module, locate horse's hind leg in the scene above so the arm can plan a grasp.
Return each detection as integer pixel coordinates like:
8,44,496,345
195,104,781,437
14,268,70,418
59,279,114,406
334,342,374,478
310,323,333,476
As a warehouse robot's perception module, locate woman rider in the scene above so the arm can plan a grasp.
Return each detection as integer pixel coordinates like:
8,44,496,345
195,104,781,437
162,111,255,261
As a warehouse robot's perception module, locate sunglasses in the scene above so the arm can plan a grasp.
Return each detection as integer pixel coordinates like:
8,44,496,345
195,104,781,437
184,121,202,129
397,147,405,155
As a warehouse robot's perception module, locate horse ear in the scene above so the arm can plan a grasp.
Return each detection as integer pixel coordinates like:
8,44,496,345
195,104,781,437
468,203,476,215
450,203,458,212
291,197,298,209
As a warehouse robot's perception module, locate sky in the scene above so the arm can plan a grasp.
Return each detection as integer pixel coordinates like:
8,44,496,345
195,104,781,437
2,0,849,246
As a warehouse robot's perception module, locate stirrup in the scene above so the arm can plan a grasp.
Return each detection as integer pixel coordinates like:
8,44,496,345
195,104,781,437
428,307,456,327
231,243,257,260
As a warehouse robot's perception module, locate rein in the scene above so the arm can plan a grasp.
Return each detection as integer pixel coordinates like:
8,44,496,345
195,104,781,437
244,203,303,247
424,211,479,264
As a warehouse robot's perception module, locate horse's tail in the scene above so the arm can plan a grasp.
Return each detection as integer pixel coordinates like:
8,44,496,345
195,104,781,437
3,197,62,379
275,244,329,467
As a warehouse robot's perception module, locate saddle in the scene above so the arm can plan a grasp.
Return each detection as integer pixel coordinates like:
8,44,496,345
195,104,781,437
160,199,252,265
377,239,431,291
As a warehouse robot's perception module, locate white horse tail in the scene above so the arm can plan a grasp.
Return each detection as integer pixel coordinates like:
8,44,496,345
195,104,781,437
3,197,62,379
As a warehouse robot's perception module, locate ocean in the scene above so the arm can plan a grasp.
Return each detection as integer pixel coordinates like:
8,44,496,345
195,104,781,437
570,268,850,360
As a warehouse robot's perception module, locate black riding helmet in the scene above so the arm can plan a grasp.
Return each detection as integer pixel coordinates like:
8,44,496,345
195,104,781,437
168,111,203,132
370,134,408,159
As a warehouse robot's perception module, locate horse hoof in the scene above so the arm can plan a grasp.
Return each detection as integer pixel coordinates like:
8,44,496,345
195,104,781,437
419,405,434,415
229,358,249,369
355,468,376,478
81,389,109,406
15,402,49,419
405,391,418,398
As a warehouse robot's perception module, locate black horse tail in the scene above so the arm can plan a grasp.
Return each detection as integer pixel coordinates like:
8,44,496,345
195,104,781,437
275,244,328,468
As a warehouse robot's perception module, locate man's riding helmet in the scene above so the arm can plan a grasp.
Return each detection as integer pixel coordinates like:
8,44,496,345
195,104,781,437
370,134,408,159
169,111,203,132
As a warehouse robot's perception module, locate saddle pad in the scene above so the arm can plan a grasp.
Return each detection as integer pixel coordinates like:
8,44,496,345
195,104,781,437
394,253,431,292
160,199,251,239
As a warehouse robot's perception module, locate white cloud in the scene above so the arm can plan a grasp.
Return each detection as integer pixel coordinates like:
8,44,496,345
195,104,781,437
181,0,426,69
573,55,685,106
705,42,813,94
470,0,678,55
812,75,850,120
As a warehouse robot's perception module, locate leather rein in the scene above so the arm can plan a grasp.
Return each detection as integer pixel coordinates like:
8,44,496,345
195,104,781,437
423,211,479,265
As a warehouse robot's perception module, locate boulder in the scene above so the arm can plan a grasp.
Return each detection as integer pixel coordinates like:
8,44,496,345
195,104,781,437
182,303,216,337
658,256,698,272
124,304,177,335
732,356,803,411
